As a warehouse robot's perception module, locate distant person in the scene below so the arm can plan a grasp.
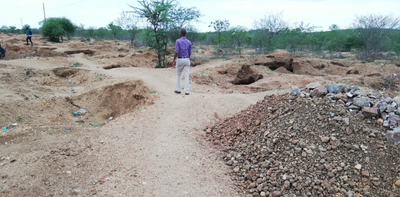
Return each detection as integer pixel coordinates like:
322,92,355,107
26,27,33,46
173,28,192,95
0,44,5,59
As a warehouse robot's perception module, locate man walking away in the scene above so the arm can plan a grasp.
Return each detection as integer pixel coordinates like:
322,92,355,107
26,27,33,46
0,44,5,59
173,28,192,95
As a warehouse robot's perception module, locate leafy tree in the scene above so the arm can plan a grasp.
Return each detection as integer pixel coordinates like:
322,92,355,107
209,20,230,50
21,24,31,33
130,0,174,68
107,22,123,39
227,26,250,54
40,17,76,42
6,26,18,34
384,30,400,53
86,26,96,38
168,5,201,41
0,26,9,33
352,14,400,61
115,11,141,48
281,22,315,57
93,27,111,39
253,11,287,53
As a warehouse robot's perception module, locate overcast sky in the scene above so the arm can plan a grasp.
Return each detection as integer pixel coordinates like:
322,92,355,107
1,0,399,32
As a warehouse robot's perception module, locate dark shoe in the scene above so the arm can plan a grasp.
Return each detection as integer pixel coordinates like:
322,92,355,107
174,90,181,94
185,93,189,95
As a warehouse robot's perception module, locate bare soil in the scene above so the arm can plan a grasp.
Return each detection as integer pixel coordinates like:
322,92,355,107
0,33,399,196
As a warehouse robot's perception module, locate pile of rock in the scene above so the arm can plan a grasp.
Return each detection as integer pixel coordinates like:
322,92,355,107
290,82,400,130
206,93,400,196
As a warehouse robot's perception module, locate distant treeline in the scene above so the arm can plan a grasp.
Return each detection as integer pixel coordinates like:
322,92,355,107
1,13,400,61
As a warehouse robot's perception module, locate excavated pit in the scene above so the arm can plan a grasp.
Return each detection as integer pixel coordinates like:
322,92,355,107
103,65,122,70
231,64,263,85
67,80,154,124
64,50,96,55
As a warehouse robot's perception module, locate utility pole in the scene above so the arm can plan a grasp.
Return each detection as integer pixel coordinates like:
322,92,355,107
43,3,46,21
20,17,23,28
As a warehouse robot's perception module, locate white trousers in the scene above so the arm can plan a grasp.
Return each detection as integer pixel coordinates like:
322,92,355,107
175,58,190,93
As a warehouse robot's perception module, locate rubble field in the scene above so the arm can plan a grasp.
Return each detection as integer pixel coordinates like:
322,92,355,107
206,82,400,197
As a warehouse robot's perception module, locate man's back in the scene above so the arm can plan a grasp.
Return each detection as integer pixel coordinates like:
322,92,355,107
175,37,191,58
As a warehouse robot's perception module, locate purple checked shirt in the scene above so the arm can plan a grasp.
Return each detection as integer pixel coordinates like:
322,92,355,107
175,37,192,58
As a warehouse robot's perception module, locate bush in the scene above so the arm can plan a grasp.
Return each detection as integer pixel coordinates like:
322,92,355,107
40,17,76,42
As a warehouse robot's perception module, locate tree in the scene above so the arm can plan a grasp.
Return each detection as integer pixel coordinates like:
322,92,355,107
0,26,9,33
130,0,174,68
115,11,141,48
6,26,18,34
281,22,315,57
107,22,123,39
93,27,111,39
209,20,230,50
40,17,76,42
228,26,250,54
352,14,400,61
21,24,31,33
253,11,287,53
168,5,201,41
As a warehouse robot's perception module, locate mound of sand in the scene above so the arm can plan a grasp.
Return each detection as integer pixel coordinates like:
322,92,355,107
68,80,154,124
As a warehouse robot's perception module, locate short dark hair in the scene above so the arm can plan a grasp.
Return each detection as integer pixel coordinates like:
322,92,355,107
26,27,29,29
180,28,187,36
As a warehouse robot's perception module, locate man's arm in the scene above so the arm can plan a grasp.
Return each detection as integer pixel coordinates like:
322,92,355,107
173,40,180,68
173,53,178,68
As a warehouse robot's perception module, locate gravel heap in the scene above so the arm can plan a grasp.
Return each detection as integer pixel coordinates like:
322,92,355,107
206,92,400,197
290,82,400,130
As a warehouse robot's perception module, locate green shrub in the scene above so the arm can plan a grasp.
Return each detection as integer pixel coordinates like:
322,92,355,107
40,17,76,42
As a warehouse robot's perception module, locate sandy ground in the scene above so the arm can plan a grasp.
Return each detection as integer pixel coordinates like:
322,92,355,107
0,36,278,196
0,33,399,196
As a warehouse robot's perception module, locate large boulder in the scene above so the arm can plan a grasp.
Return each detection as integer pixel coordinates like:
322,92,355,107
310,86,327,97
327,84,347,94
362,107,378,118
306,82,323,89
353,97,371,107
393,96,400,105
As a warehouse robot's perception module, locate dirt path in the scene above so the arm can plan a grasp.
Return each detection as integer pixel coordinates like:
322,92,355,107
0,53,283,196
83,58,274,196
27,55,278,196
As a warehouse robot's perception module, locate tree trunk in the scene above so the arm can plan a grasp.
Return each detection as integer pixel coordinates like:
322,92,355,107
130,36,134,48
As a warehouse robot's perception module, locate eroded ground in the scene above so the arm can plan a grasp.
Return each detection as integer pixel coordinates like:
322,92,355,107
0,33,399,196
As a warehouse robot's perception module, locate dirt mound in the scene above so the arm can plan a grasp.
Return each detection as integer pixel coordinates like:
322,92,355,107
267,49,292,58
275,67,293,74
1,45,66,60
232,64,263,85
68,80,154,124
67,42,88,48
292,60,321,75
5,38,23,44
192,63,263,86
102,52,157,69
206,94,400,197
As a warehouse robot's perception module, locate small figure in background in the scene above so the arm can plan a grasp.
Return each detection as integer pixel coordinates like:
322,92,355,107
0,44,6,59
26,27,33,46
